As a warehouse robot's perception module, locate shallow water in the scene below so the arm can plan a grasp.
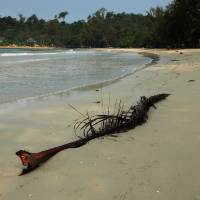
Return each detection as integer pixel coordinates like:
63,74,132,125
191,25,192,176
0,49,152,105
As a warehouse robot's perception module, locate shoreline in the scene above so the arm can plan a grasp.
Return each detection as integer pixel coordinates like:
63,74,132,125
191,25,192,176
0,49,156,107
0,49,200,199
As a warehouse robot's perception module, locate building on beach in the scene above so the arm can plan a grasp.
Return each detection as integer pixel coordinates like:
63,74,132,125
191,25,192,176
0,36,5,43
26,38,37,46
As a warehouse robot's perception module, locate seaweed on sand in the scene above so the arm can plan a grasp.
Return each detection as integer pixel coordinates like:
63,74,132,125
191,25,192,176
16,93,170,175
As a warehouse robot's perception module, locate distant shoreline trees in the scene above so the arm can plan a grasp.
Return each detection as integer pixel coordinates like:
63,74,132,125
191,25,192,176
144,0,200,48
0,1,199,48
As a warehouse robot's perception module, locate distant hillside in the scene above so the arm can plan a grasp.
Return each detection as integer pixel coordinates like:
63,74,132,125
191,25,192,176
0,1,199,48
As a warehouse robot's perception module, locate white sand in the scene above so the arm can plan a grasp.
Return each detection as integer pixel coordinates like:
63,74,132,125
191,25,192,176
0,48,200,199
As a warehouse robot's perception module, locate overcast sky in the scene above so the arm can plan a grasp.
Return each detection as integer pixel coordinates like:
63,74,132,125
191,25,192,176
1,0,172,23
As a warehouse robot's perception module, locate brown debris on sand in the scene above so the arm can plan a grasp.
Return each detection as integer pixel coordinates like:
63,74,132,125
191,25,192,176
16,93,170,176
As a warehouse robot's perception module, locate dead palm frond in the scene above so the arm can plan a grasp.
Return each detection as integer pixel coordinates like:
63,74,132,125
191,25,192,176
16,93,170,175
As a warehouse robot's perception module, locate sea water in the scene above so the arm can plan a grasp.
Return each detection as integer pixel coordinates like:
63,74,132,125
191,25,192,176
0,49,152,106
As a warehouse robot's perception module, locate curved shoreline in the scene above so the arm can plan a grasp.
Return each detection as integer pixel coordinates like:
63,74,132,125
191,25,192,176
0,49,156,107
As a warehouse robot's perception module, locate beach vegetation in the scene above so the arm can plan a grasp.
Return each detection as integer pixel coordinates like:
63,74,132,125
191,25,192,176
144,0,200,48
0,0,199,48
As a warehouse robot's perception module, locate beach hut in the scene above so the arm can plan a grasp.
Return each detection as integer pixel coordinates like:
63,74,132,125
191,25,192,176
0,36,5,43
26,38,37,46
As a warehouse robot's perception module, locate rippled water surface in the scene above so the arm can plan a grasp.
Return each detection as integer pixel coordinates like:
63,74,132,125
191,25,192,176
0,49,152,105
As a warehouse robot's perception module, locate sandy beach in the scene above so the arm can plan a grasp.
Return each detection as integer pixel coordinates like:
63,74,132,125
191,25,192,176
0,48,200,199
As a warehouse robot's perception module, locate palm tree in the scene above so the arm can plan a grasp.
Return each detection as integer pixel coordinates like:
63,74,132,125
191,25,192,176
58,11,69,21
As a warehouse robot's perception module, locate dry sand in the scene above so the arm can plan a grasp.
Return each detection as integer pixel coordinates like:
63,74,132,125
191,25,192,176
0,48,200,199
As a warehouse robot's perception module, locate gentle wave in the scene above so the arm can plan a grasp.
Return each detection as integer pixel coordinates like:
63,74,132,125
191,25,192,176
0,50,96,57
65,51,76,54
65,50,95,54
0,59,152,107
1,52,58,56
2,58,50,64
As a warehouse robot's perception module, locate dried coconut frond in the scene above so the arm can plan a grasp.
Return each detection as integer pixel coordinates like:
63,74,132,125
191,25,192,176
74,93,170,139
16,93,170,175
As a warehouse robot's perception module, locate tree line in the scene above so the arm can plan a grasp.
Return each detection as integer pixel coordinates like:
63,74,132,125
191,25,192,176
0,0,199,48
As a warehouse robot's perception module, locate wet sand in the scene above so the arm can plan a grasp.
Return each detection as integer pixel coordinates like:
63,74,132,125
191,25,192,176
0,48,200,199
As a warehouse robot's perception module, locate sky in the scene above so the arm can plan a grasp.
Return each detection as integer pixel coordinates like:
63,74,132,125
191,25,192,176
1,0,172,23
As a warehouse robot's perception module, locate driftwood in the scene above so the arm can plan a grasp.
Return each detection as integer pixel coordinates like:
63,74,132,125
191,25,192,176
16,93,170,176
